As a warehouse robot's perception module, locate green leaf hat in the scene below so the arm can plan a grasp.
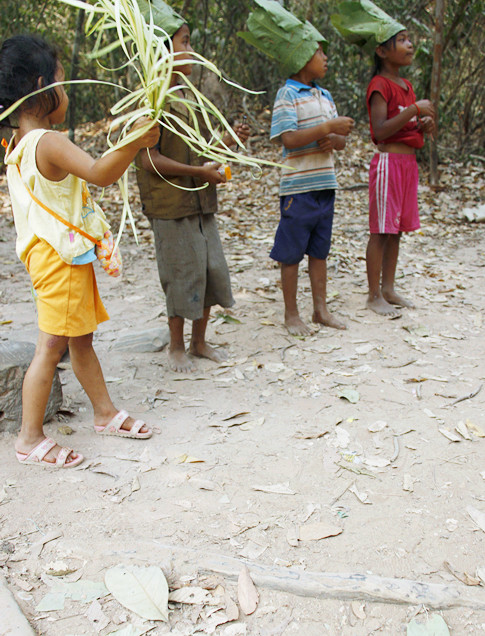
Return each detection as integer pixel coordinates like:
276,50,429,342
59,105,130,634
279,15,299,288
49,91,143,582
330,0,406,55
136,0,185,38
238,0,328,77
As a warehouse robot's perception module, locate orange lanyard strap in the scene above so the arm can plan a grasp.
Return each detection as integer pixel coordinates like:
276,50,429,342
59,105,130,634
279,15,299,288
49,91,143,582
16,164,103,249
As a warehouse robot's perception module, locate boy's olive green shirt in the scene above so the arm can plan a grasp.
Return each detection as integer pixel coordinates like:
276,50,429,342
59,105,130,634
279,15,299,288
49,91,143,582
135,96,217,220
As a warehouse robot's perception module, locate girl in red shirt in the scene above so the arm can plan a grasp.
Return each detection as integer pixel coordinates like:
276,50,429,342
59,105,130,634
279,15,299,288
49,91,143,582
366,29,435,315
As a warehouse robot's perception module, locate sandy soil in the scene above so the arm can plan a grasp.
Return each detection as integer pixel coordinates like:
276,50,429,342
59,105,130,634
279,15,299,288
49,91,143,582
0,130,484,635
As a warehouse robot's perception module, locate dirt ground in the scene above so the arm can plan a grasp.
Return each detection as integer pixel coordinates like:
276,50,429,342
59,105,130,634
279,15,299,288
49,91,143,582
0,128,484,635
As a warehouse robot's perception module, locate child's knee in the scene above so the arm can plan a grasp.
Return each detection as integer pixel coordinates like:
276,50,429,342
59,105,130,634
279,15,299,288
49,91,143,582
68,333,94,352
36,335,68,363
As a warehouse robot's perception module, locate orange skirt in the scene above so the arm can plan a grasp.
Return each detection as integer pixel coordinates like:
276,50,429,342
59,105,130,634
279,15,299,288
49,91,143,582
24,240,109,337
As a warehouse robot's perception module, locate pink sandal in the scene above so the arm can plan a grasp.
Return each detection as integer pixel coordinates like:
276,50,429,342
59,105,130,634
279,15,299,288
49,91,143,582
94,410,152,439
16,438,84,468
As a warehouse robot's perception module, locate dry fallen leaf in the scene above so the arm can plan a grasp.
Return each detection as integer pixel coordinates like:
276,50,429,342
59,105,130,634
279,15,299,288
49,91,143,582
368,420,387,433
455,420,472,440
105,565,169,621
252,483,296,495
443,561,481,586
174,454,205,464
224,591,239,621
363,456,390,468
168,586,212,605
403,474,415,492
237,565,259,616
351,600,366,620
466,419,485,438
298,522,343,541
438,427,462,443
86,599,110,632
349,484,372,504
467,506,485,533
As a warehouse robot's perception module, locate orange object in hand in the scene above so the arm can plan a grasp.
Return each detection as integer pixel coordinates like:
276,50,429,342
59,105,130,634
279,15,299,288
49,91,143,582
218,165,232,180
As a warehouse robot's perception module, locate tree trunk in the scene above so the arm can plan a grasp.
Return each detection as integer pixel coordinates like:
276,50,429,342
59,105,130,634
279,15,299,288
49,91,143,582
68,9,85,142
429,0,445,187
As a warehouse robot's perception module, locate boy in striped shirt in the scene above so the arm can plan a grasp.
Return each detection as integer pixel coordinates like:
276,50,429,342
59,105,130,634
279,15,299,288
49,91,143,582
270,44,354,335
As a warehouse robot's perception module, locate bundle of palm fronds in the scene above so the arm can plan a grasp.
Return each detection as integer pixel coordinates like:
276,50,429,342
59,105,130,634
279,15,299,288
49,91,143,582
58,0,282,242
2,0,281,243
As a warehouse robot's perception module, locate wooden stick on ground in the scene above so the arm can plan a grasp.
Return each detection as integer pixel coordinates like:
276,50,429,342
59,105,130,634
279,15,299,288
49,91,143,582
149,544,485,611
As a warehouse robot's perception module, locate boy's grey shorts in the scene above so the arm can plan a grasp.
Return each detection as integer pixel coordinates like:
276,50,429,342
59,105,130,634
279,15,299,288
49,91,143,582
151,213,234,321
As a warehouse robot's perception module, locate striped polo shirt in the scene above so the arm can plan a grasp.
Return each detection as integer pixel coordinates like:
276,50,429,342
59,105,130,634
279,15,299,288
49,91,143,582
270,79,339,196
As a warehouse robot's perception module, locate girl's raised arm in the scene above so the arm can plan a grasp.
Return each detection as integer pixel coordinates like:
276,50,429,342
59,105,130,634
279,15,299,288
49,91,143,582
36,118,159,186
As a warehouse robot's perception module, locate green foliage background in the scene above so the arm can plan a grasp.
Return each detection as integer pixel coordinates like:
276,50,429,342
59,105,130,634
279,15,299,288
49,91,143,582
1,0,484,158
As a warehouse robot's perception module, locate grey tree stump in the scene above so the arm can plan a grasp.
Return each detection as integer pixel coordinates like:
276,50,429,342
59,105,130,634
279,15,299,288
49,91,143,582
0,341,62,434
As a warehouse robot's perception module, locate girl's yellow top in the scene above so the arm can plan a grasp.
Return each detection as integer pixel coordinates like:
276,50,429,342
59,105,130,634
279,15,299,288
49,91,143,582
5,129,109,264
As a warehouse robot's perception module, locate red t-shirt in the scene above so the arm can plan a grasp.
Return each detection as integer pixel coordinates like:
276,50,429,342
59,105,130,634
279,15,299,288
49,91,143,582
366,75,424,149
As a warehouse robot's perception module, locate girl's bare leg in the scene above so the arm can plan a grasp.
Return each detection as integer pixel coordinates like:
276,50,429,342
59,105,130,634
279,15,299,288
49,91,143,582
281,262,311,336
15,331,80,462
309,256,346,329
366,234,401,316
381,233,415,308
68,333,149,433
190,306,227,363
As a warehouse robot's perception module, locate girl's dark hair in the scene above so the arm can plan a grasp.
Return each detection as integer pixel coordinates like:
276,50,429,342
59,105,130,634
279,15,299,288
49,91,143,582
371,34,398,77
0,35,60,128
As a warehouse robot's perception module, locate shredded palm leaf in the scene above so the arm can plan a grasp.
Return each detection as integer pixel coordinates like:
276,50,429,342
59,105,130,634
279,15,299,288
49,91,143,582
3,0,285,246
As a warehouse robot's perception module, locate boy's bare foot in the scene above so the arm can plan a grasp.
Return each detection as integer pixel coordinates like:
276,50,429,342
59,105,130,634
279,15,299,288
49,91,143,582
189,343,228,364
367,295,402,317
285,313,312,336
312,310,347,330
383,290,415,308
169,348,195,373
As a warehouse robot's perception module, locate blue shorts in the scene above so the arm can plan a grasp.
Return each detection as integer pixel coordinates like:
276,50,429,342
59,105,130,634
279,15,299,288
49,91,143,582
270,190,335,264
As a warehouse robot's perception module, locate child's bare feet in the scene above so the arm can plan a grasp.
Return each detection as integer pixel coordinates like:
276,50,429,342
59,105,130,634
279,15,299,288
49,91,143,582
285,312,312,336
312,309,347,330
383,290,415,308
189,342,228,364
366,295,402,317
169,348,195,373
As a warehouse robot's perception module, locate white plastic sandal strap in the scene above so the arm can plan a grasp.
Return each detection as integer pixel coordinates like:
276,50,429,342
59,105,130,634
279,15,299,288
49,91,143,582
129,420,145,435
27,438,57,463
56,447,72,467
104,409,129,434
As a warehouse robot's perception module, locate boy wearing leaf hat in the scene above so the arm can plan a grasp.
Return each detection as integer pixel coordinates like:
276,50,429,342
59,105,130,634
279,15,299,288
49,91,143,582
135,1,249,372
240,0,354,335
332,0,435,316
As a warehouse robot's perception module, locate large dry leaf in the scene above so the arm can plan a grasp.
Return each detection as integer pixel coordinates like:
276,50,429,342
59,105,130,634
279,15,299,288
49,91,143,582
237,565,259,616
105,565,169,621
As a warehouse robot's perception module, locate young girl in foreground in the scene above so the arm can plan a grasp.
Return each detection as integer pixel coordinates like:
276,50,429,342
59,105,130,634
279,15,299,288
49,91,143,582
366,29,435,315
0,35,159,467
